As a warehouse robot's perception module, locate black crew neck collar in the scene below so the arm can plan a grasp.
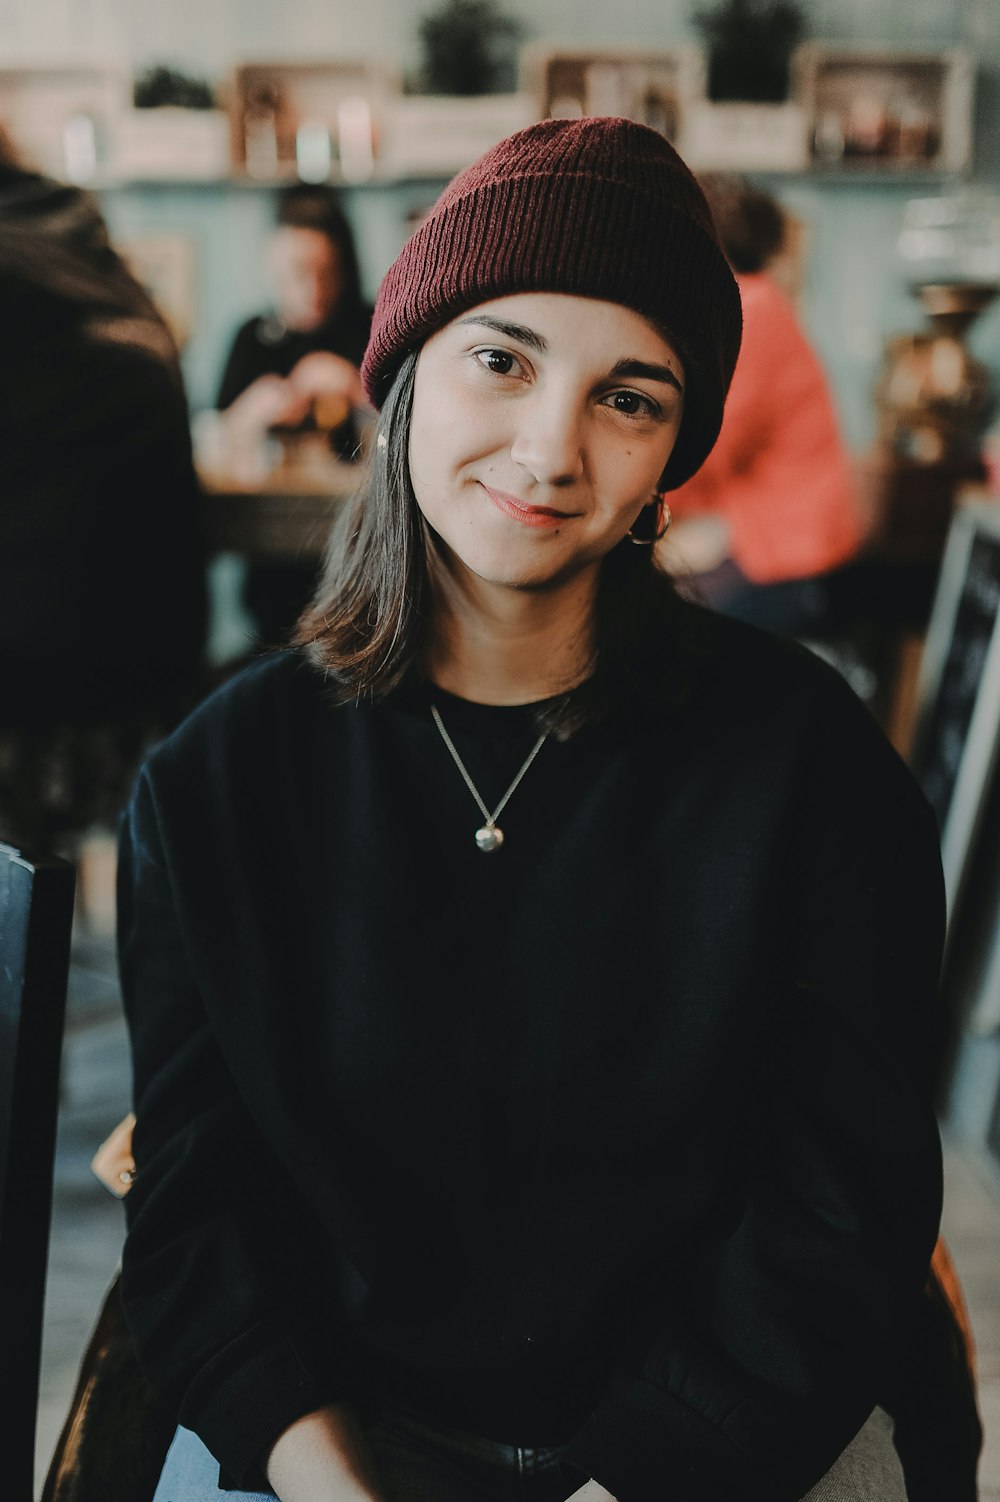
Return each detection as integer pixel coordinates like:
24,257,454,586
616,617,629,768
391,674,572,738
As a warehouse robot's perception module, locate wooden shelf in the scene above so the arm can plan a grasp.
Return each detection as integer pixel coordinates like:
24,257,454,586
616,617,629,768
97,169,453,192
0,45,975,187
795,44,973,175
95,162,970,194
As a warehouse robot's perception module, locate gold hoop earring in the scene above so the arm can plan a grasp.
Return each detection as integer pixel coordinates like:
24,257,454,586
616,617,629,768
628,497,672,545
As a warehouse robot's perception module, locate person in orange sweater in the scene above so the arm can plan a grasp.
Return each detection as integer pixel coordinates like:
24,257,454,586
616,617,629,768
660,175,863,637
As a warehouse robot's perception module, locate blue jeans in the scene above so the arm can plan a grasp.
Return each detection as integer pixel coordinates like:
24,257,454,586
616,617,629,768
153,1405,570,1502
152,1405,906,1502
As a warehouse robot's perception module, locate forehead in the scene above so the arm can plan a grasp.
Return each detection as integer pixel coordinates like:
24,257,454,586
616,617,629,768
271,226,339,267
443,291,683,370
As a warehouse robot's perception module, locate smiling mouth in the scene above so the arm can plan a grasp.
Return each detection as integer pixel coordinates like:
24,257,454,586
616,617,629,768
479,483,576,527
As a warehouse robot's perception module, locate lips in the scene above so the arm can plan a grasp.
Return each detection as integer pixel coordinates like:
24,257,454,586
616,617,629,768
479,483,574,527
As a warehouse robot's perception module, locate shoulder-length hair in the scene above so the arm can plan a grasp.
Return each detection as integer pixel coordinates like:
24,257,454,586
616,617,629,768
295,351,695,739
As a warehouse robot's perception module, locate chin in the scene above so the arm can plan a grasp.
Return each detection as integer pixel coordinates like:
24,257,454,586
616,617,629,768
287,312,326,333
468,554,589,594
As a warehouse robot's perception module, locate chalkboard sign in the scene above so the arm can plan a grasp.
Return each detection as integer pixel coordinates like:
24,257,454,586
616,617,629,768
911,498,1000,940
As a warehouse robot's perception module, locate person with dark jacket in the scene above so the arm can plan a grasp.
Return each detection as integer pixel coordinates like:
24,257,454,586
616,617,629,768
0,136,206,852
120,119,947,1502
215,186,372,645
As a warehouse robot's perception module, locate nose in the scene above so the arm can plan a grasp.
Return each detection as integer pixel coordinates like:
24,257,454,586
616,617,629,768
509,386,585,488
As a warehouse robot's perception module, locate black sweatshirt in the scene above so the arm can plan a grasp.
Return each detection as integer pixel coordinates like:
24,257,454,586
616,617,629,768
216,310,372,412
118,606,945,1502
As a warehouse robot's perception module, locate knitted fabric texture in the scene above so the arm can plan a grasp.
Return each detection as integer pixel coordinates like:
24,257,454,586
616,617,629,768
361,116,743,489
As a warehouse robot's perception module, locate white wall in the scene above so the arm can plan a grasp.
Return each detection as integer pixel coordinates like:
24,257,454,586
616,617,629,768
1,0,996,77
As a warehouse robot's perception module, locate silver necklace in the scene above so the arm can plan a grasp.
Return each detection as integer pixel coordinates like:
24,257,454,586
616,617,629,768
430,703,548,853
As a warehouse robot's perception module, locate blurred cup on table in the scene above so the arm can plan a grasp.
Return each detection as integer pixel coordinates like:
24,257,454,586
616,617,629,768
313,391,351,431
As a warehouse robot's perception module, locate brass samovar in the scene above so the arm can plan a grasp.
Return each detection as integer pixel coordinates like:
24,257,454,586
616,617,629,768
875,280,997,465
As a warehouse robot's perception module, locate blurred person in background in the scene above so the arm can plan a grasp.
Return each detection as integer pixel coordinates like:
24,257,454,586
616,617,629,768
216,185,372,644
660,173,864,640
0,127,206,867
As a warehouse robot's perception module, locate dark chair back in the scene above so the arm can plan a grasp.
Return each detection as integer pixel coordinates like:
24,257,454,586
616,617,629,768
0,842,75,1502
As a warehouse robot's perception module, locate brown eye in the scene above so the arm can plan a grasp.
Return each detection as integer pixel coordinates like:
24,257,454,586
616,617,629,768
615,392,640,413
606,390,656,418
477,349,516,375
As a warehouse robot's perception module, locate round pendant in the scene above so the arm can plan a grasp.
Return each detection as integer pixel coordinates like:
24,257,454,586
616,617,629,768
475,824,504,853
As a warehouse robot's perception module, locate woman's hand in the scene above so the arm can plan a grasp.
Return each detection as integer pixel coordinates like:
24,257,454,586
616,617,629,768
565,1480,617,1502
289,351,366,408
265,1403,385,1502
224,373,313,436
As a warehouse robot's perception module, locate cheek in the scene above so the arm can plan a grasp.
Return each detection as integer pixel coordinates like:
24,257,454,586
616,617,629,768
410,370,500,483
406,421,435,509
407,381,443,498
289,275,316,312
634,417,683,494
408,383,464,513
592,431,675,508
407,436,439,511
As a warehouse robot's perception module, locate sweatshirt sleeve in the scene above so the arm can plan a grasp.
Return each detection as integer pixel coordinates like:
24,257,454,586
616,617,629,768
564,681,945,1502
117,764,337,1487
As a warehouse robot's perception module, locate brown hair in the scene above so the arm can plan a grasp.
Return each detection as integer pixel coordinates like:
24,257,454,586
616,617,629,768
697,173,786,274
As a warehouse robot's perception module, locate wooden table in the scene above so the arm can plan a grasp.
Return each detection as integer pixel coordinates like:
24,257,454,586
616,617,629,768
198,460,358,561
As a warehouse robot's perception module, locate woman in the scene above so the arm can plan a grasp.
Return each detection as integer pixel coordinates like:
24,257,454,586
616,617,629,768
661,173,863,639
120,119,945,1502
216,183,371,422
216,184,372,643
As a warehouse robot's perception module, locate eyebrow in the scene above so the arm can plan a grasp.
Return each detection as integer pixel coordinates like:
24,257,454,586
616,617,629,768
609,358,684,394
454,315,684,392
454,314,548,353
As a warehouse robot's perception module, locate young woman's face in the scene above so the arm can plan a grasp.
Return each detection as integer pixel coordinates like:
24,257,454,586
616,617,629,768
408,292,685,596
269,226,344,332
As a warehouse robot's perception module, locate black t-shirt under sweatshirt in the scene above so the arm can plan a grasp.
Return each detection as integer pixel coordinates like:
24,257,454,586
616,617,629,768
118,605,945,1502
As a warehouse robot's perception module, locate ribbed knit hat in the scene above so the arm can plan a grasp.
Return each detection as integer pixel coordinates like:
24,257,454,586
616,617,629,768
361,116,742,489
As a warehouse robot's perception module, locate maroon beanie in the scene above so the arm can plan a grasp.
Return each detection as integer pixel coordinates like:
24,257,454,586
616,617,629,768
361,116,742,489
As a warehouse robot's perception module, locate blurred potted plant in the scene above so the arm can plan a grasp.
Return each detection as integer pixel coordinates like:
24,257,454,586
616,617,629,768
416,0,524,95
133,65,216,110
683,0,809,170
693,0,804,103
115,64,230,179
383,0,533,176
